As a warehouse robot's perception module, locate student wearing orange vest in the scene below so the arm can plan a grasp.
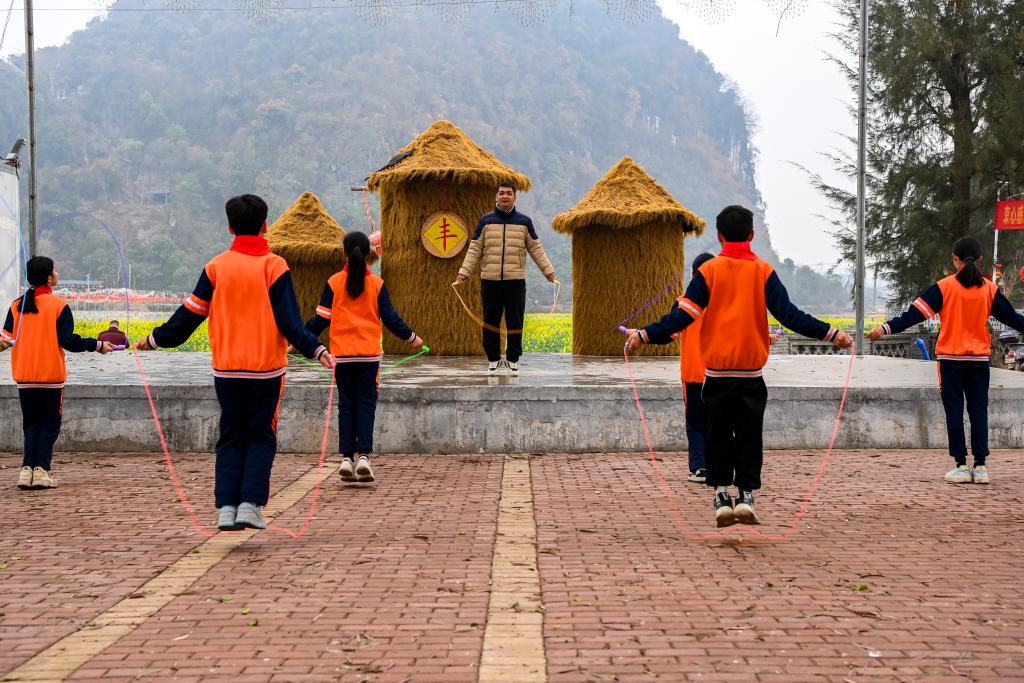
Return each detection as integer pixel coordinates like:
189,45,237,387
680,252,715,484
306,231,424,483
627,206,852,527
135,195,336,531
0,256,115,490
870,236,1024,484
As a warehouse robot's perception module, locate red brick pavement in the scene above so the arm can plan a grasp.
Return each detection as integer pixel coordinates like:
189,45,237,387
2,450,1024,682
65,454,501,683
0,452,314,676
532,450,1024,682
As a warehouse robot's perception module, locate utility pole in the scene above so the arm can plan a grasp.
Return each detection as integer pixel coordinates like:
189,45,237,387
854,0,868,355
24,0,38,257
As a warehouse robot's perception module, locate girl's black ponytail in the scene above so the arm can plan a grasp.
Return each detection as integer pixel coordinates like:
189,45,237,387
953,236,984,289
19,256,55,315
343,231,371,299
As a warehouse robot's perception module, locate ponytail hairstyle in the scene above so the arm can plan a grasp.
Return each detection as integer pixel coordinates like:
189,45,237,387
953,236,984,288
343,231,371,299
19,256,55,315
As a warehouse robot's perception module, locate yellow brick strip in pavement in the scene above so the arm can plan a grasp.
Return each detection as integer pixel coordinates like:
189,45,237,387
478,455,546,683
1,464,328,682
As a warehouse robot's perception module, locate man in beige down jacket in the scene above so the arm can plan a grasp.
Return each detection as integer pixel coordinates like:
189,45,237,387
456,182,556,375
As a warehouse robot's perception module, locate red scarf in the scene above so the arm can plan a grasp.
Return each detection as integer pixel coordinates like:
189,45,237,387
720,241,758,261
230,235,271,256
33,285,53,295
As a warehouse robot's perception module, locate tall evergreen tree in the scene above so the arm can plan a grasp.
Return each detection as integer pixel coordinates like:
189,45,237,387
813,0,1024,305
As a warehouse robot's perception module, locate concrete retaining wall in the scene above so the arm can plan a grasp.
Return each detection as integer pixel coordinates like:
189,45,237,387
1,383,1022,453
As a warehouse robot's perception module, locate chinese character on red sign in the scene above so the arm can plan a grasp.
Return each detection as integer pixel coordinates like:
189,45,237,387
995,200,1024,230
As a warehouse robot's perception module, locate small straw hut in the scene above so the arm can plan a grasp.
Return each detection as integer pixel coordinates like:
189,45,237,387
367,120,531,355
266,192,346,342
552,157,705,356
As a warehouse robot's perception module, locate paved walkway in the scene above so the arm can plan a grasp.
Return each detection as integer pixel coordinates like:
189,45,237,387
1,450,1022,682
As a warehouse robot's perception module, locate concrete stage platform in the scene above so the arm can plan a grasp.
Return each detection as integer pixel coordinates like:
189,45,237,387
1,353,1023,453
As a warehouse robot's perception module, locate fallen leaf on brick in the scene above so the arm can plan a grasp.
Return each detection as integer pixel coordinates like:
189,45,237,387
247,618,259,627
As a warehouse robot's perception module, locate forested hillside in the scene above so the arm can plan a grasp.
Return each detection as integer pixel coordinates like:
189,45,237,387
0,0,848,308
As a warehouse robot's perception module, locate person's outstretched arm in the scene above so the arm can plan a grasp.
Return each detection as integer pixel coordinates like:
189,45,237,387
456,219,486,282
305,282,333,338
765,271,839,342
57,305,110,353
869,284,943,340
991,289,1024,334
627,271,710,350
269,270,328,362
139,270,213,350
524,218,556,282
378,284,421,348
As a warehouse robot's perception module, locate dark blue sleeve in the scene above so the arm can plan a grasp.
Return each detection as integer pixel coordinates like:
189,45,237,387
882,283,942,335
472,216,487,240
641,271,711,344
304,282,333,338
269,271,326,359
56,306,98,352
151,270,213,349
525,216,539,240
379,284,414,342
765,271,833,340
991,290,1024,333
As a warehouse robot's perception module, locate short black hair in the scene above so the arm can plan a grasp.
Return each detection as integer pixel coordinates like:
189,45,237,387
225,194,269,235
716,205,754,242
110,319,120,326
497,182,517,194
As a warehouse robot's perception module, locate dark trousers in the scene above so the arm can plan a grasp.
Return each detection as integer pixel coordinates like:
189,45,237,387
481,279,526,363
702,376,768,491
684,382,707,471
939,360,990,465
335,362,380,457
213,376,284,508
19,388,63,470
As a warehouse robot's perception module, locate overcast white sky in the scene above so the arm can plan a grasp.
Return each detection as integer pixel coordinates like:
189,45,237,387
0,0,854,268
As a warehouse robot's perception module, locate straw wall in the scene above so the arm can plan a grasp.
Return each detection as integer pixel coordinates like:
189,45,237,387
572,223,685,356
379,179,494,356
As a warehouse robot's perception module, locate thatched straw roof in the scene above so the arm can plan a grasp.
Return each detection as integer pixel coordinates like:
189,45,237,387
551,157,705,236
366,120,531,193
266,192,346,265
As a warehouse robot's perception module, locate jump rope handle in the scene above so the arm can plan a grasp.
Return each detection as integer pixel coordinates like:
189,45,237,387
113,344,126,350
618,325,629,334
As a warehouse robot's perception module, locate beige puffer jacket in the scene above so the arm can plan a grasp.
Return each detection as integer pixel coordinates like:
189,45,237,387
458,207,555,282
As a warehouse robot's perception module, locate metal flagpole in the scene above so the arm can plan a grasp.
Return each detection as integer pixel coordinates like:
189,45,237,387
993,183,1007,281
854,0,868,355
24,0,38,258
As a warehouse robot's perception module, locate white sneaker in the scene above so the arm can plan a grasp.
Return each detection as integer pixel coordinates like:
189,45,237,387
339,457,356,481
944,464,973,483
972,464,989,484
217,505,238,531
235,502,266,530
17,466,33,490
488,361,500,375
506,360,519,375
31,467,56,489
355,455,375,482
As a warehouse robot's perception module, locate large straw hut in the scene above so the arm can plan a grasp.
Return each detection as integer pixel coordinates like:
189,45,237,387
552,157,705,356
266,192,346,342
367,120,531,355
